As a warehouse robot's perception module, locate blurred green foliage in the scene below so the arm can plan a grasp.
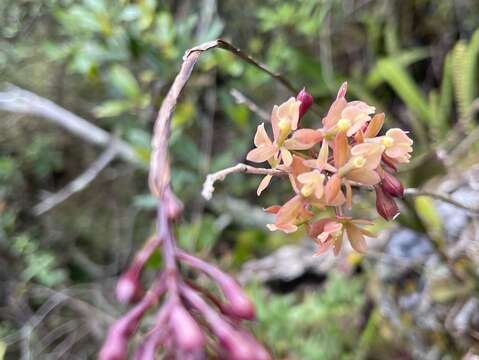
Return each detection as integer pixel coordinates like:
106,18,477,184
250,274,366,359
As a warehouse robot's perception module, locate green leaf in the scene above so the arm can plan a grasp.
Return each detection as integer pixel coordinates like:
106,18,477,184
133,194,157,209
366,48,429,88
429,54,453,139
172,102,195,129
0,341,5,360
376,59,431,120
94,100,130,117
414,195,442,236
109,65,140,98
452,29,479,130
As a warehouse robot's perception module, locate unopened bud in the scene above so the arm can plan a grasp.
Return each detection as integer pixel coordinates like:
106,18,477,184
381,153,397,171
296,88,313,119
220,330,255,360
170,305,205,352
116,270,143,305
381,172,404,198
375,186,400,221
219,277,255,320
99,331,128,360
237,331,272,360
99,315,139,360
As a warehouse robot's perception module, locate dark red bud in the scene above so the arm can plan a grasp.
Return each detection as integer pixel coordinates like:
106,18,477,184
375,186,400,221
381,172,404,198
381,154,397,172
296,88,313,119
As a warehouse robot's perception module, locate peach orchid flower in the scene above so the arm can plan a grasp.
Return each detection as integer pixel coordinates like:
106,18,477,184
309,217,375,255
322,82,376,138
368,128,413,164
247,99,321,195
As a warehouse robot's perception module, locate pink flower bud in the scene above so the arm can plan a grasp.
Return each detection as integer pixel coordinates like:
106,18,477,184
238,331,271,360
381,172,404,198
375,186,400,221
169,305,205,352
219,277,255,320
99,332,128,360
219,330,255,360
116,270,143,305
296,88,313,119
100,316,137,360
98,336,128,360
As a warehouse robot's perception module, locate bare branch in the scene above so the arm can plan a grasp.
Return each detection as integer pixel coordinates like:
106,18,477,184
0,84,143,166
404,188,479,215
149,38,302,198
202,163,285,200
32,143,119,216
230,88,269,122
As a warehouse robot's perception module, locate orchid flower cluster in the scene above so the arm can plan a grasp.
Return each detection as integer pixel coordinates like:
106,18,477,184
99,186,270,360
247,83,413,255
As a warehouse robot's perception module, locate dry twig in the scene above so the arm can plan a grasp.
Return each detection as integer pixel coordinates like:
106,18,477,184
404,188,479,215
201,163,285,200
0,84,142,166
230,88,269,121
32,142,119,216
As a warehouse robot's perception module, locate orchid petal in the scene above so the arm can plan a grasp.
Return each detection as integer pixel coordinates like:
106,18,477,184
246,145,277,163
254,123,272,147
285,129,322,150
347,169,380,185
365,113,384,138
275,195,303,227
386,128,413,145
345,224,367,253
333,132,349,168
257,175,272,196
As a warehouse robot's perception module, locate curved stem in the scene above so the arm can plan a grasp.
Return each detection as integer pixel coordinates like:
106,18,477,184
404,188,479,215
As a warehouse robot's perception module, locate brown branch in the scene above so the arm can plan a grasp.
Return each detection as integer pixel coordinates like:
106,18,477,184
202,39,298,93
202,163,285,200
404,188,479,215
